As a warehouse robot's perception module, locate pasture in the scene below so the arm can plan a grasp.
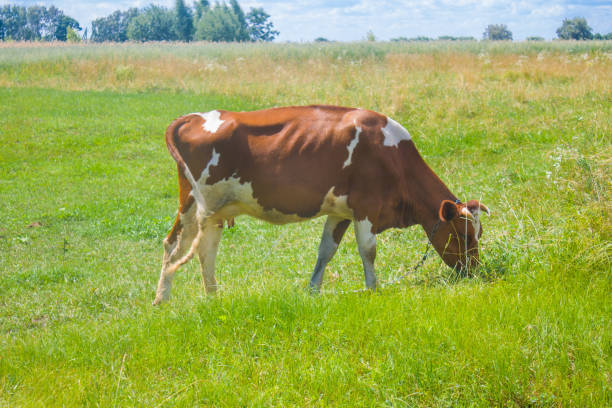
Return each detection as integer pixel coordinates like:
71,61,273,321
0,41,610,406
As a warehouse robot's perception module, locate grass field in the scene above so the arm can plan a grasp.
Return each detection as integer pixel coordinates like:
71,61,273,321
0,41,610,406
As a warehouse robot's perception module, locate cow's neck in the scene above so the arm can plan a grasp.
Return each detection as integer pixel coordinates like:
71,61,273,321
402,142,457,239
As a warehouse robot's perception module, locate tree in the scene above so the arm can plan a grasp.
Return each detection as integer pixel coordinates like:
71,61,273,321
229,0,249,41
0,5,27,40
91,8,139,42
46,6,81,41
190,1,277,43
365,30,376,42
0,4,80,41
593,32,612,40
193,0,210,20
194,3,243,42
483,24,512,41
24,5,47,40
246,7,278,42
175,0,193,41
66,26,80,42
127,5,177,42
556,17,593,40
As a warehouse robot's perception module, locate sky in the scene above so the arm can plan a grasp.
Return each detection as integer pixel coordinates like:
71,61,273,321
3,1,612,41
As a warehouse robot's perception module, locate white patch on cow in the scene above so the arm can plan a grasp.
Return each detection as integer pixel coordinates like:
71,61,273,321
181,164,206,209
471,213,481,242
381,117,411,147
195,175,307,225
320,188,353,219
196,110,224,133
459,206,481,242
193,177,356,227
343,126,361,168
198,148,220,183
355,217,375,243
354,217,378,289
186,148,220,212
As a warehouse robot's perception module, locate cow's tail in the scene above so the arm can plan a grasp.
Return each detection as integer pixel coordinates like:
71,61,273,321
165,116,208,270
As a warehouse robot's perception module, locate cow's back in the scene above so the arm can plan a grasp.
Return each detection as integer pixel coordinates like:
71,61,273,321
168,105,404,224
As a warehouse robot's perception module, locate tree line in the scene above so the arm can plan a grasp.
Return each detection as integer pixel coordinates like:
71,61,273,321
0,4,81,41
91,0,278,42
0,0,278,43
390,18,611,42
482,18,611,41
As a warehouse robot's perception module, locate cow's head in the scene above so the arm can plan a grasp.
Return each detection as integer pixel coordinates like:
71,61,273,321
434,199,490,271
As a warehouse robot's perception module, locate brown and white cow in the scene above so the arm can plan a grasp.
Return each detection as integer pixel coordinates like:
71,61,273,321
154,105,489,304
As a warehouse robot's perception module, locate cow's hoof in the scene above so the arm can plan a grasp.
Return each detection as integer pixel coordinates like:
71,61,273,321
204,284,218,294
308,284,321,295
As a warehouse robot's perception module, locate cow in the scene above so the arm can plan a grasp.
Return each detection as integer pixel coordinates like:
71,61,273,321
154,105,489,305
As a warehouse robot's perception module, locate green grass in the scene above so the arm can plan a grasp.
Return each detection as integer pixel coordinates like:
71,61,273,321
0,42,611,406
2,40,612,65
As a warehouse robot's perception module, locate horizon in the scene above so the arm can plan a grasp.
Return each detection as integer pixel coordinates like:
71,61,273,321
2,1,611,42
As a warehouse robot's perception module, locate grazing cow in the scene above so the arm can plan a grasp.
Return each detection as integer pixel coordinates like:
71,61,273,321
154,106,489,305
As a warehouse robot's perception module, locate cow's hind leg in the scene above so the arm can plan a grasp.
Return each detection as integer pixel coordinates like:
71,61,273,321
197,220,223,293
354,219,377,290
154,204,200,305
309,216,351,291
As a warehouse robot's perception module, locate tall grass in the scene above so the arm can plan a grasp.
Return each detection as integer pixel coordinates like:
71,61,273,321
2,39,612,61
0,42,610,406
2,41,611,125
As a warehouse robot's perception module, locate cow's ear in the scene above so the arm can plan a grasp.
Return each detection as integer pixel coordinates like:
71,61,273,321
439,200,459,222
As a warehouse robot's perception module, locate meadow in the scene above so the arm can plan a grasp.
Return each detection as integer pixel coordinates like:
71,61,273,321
0,41,610,406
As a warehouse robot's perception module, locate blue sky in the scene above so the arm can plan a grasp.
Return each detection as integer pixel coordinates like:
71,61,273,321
3,1,612,41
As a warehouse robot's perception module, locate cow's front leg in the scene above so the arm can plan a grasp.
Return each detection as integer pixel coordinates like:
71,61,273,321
354,218,377,290
309,216,351,291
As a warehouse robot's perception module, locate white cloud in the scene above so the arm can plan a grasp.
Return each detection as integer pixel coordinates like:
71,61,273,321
530,4,565,17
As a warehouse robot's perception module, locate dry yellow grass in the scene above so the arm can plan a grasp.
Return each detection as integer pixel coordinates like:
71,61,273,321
2,43,610,137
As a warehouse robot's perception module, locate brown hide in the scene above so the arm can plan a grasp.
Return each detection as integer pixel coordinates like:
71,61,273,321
169,106,452,228
165,105,485,269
